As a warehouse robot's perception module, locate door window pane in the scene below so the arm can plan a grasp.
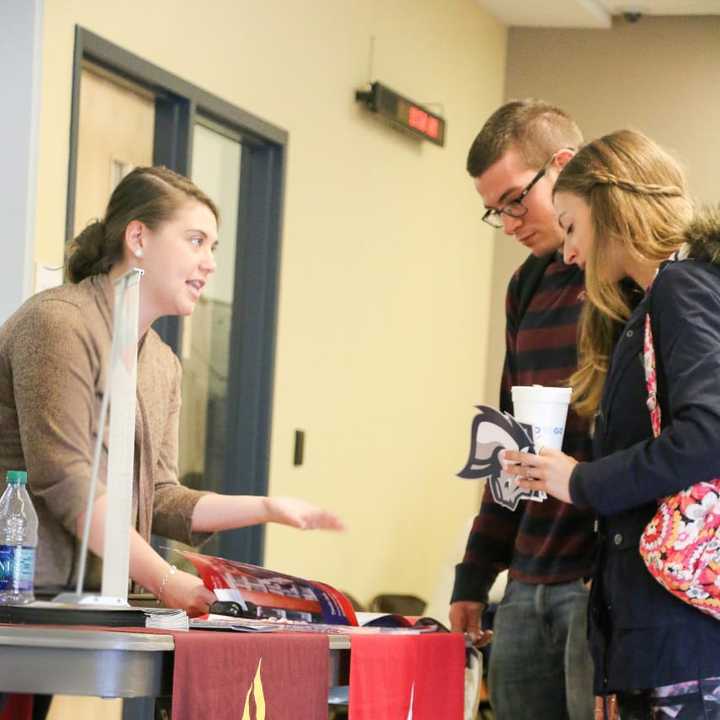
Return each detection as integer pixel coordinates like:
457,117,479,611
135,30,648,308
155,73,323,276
178,123,242,553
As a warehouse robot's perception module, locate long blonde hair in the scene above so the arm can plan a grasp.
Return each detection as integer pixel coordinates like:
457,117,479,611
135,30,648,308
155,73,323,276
553,130,692,418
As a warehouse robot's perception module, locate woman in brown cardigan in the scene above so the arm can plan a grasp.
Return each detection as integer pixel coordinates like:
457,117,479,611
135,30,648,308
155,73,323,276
0,166,342,616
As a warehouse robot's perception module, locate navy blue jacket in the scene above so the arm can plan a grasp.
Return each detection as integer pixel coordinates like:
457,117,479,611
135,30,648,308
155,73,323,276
570,258,720,693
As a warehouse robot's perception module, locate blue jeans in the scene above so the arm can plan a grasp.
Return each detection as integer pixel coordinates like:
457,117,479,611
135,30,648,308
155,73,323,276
488,579,594,720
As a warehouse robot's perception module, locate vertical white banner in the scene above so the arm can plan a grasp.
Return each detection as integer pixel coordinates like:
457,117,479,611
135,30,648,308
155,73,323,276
100,269,142,601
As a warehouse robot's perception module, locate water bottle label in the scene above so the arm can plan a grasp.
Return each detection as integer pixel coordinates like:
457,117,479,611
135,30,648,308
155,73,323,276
0,545,35,592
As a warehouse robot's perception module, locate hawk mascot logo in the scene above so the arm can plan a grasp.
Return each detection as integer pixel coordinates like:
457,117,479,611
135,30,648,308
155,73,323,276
457,405,537,511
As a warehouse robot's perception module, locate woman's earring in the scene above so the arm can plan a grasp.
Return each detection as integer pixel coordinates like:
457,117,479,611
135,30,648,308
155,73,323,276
134,248,143,259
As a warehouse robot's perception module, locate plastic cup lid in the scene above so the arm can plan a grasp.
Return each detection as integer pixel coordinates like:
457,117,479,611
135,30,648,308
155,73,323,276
6,470,27,485
511,385,572,404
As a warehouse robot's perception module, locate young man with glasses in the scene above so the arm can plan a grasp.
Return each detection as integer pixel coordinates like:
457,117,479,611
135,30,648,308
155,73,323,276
449,100,596,720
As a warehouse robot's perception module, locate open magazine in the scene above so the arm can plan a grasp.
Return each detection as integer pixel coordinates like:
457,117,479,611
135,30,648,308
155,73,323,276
181,550,447,634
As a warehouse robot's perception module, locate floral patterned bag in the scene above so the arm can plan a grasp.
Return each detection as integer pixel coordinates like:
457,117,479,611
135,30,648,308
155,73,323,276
639,313,720,619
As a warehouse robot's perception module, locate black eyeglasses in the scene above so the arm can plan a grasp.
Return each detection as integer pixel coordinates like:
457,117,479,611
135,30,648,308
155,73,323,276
481,161,550,229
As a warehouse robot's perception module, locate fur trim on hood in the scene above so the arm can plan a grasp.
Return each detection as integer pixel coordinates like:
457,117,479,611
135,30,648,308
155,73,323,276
684,206,720,265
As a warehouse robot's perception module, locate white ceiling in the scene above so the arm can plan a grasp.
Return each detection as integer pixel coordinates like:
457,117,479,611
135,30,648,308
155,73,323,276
475,0,720,28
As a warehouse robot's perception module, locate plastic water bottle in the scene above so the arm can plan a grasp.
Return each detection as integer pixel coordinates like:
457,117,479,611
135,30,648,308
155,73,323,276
0,471,38,604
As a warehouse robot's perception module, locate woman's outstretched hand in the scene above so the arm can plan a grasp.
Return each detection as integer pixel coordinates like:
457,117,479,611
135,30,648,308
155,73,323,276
264,496,345,531
501,447,577,504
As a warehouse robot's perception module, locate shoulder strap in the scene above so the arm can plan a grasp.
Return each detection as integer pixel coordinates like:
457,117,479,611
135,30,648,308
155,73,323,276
642,266,665,439
515,252,556,322
643,313,662,438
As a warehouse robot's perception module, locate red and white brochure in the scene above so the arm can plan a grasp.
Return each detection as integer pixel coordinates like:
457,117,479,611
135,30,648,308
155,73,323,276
182,550,358,626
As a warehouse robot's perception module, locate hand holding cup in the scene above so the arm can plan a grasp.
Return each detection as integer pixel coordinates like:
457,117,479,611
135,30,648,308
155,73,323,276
500,447,577,504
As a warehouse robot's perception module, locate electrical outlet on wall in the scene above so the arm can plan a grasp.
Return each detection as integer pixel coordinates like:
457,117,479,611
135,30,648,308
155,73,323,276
293,430,305,466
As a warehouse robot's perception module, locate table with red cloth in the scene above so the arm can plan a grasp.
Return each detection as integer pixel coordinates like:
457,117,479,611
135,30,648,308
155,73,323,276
0,624,465,720
349,633,466,720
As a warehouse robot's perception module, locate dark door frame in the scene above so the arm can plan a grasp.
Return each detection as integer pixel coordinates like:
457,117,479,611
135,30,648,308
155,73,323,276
66,26,288,564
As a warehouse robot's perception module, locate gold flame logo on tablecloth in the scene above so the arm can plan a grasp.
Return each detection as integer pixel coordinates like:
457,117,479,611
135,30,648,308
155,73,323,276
242,658,266,720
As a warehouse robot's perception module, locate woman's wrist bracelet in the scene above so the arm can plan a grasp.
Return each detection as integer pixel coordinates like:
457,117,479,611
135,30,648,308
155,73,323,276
157,564,177,602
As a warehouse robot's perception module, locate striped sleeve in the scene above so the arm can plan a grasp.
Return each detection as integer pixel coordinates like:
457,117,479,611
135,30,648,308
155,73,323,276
451,256,596,605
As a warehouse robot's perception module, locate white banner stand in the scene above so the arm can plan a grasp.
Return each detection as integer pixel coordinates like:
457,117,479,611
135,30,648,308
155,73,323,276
54,268,143,607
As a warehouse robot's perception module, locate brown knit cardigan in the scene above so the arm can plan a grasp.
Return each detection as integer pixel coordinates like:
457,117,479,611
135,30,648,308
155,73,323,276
0,274,209,590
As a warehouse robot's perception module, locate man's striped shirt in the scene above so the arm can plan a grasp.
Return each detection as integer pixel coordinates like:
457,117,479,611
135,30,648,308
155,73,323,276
452,254,596,604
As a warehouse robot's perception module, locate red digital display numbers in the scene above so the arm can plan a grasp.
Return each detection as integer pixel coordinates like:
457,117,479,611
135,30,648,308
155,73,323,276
409,106,429,135
405,103,443,143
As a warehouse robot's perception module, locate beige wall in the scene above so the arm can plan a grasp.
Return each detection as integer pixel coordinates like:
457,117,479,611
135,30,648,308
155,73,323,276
36,0,507,612
484,13,720,407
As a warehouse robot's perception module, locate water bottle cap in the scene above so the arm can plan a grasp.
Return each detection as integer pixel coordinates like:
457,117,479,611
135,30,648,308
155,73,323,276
6,470,27,485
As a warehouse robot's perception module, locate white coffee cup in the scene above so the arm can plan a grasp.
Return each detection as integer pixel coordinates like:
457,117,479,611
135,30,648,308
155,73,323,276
511,385,572,451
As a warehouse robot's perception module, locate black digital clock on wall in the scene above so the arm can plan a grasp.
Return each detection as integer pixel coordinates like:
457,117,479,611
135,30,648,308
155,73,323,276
355,82,446,147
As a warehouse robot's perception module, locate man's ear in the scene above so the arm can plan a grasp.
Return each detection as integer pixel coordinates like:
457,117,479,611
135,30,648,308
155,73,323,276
553,147,576,171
